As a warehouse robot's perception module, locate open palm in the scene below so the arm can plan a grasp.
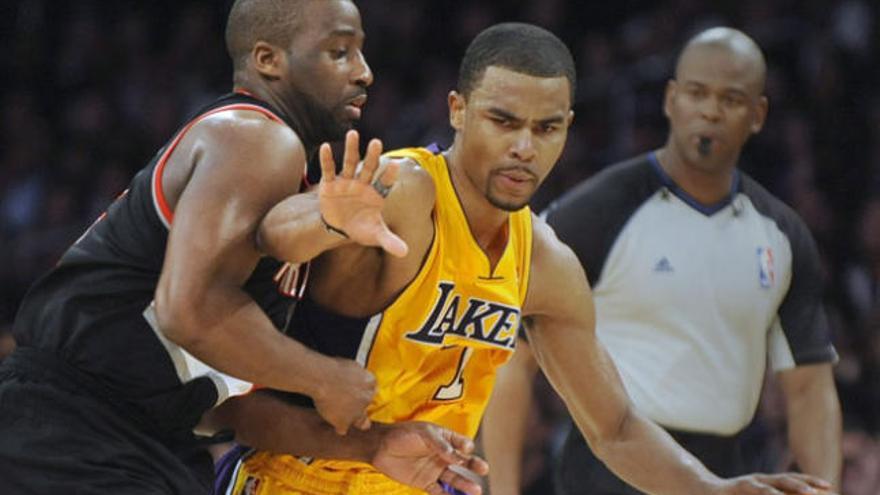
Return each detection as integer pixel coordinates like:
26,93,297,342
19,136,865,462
318,130,408,258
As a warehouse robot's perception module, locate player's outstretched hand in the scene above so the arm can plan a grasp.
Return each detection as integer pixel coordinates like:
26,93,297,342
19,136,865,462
318,130,408,258
716,472,834,495
312,357,376,435
371,421,489,495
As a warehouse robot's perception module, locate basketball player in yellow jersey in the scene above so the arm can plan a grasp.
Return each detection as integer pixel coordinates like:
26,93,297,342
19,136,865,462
212,23,834,495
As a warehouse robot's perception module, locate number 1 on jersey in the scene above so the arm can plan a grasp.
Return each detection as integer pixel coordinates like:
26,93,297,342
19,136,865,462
434,347,473,401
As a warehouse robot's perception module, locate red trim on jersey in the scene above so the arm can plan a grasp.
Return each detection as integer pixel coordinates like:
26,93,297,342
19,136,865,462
152,104,284,226
228,90,313,188
233,87,255,98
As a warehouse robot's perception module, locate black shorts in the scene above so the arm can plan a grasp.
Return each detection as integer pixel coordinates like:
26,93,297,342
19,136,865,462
0,347,213,494
554,423,747,495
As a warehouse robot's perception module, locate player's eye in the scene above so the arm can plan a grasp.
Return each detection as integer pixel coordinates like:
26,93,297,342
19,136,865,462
330,48,349,60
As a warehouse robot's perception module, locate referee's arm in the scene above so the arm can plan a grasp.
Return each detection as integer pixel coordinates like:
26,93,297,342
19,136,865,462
778,364,842,490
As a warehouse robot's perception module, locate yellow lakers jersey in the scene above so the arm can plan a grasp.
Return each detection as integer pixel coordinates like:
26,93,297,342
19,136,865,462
361,146,532,437
226,147,533,495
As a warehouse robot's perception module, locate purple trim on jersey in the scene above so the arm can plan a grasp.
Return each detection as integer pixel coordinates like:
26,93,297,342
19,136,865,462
213,444,251,495
647,152,740,217
440,481,467,495
426,142,443,154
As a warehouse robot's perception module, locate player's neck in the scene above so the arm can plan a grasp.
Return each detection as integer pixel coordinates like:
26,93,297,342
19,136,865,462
656,145,737,206
233,83,320,156
444,147,510,261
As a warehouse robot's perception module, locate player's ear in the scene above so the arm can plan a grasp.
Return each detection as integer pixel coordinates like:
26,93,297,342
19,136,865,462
449,91,466,131
251,41,284,80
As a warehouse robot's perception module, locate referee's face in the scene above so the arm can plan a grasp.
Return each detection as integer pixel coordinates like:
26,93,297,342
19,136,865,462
664,45,767,174
449,66,574,212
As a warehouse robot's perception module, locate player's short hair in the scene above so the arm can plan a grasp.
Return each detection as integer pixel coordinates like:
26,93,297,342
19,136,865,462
458,23,576,101
225,0,308,71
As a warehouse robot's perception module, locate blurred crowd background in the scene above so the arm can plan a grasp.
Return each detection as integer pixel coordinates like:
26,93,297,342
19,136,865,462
1,0,879,493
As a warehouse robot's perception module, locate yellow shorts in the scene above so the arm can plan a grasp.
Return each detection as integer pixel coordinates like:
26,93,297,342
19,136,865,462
226,451,427,495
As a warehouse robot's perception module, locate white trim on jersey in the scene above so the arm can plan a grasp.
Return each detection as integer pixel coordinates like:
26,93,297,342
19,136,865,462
355,313,383,367
142,302,253,407
768,317,797,371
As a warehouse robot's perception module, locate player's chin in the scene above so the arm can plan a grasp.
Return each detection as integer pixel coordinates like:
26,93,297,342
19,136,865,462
487,194,530,212
324,120,357,142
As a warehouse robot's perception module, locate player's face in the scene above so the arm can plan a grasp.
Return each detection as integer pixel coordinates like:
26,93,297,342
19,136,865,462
284,0,372,142
450,66,573,211
664,46,767,174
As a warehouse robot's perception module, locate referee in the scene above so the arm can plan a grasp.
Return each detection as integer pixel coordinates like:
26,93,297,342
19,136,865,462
482,27,842,494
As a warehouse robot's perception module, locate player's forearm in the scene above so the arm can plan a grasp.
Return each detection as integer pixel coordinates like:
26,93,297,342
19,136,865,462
156,286,331,398
588,408,722,495
530,326,720,495
258,191,350,263
786,384,842,489
482,342,539,495
211,393,379,461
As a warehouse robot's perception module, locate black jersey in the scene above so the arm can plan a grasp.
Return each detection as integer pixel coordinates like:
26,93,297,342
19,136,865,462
13,92,300,437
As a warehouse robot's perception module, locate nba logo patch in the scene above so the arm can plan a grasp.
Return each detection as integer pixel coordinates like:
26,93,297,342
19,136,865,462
756,247,775,288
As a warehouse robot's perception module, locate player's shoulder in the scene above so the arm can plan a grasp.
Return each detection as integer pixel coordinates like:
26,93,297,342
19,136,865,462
524,211,592,315
530,212,580,271
385,152,435,189
198,108,302,149
193,108,306,178
380,151,437,217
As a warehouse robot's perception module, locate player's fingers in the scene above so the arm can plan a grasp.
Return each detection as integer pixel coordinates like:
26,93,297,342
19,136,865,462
354,415,372,431
377,159,400,189
341,130,360,179
445,430,476,456
756,474,819,494
369,160,399,200
319,143,336,183
333,420,350,436
439,467,483,495
465,456,489,477
788,473,832,490
358,138,383,184
378,227,409,258
424,482,446,495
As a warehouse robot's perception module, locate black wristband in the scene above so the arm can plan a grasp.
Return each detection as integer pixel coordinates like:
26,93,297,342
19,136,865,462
320,214,349,239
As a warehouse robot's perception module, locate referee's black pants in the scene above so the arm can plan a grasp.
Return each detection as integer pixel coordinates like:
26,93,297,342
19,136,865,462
554,423,747,495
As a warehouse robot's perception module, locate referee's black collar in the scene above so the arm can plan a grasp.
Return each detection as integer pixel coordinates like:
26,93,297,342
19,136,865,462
648,152,741,217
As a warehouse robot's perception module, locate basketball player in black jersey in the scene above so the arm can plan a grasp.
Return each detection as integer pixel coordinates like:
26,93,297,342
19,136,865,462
0,1,481,493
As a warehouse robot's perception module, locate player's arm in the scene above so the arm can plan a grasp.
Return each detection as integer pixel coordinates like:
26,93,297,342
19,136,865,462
522,218,832,495
481,338,539,495
202,392,489,495
258,130,408,263
154,113,373,434
778,363,842,489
